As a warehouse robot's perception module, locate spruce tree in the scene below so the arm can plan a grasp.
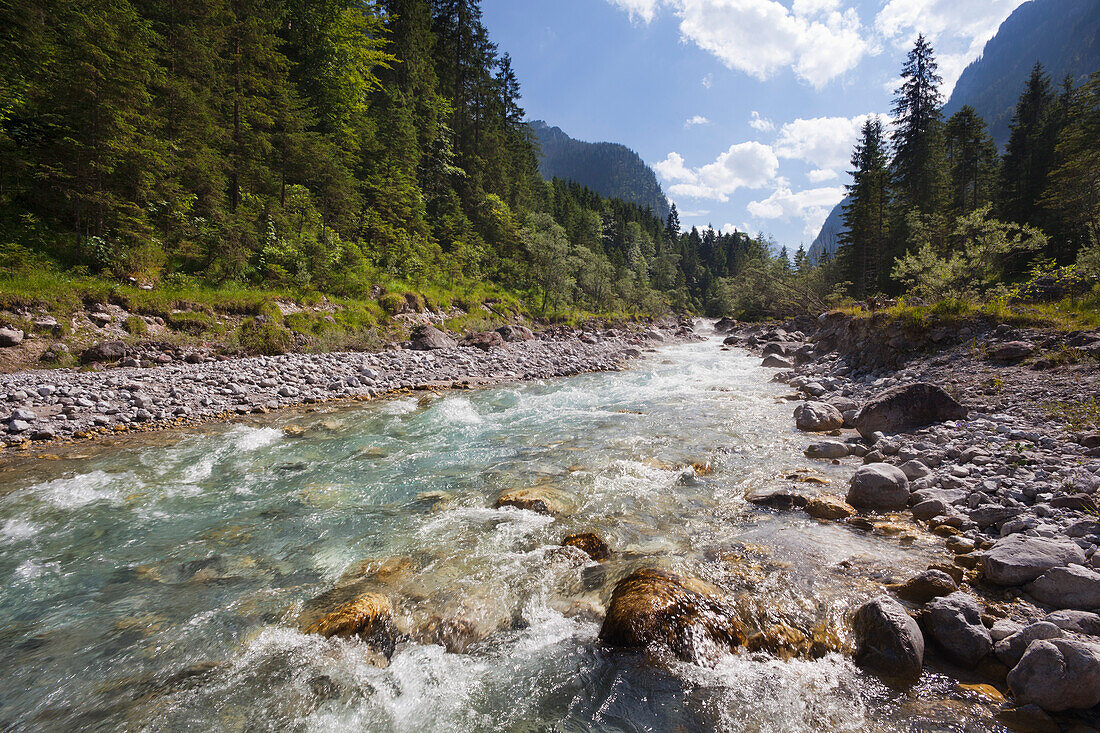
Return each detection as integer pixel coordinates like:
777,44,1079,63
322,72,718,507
890,34,948,218
944,105,998,215
998,63,1058,230
839,117,891,296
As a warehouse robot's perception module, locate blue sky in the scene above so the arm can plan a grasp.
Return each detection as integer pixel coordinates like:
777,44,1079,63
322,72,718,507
481,0,1030,249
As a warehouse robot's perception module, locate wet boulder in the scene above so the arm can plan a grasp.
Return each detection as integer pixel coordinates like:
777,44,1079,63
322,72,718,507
793,401,844,432
409,324,457,351
852,383,966,441
495,487,573,516
890,570,958,603
299,586,396,657
1025,564,1100,610
599,568,746,663
1007,638,1100,711
80,340,128,364
994,622,1063,667
852,595,924,682
922,592,991,668
562,532,610,561
459,331,505,352
803,495,855,520
846,464,910,512
804,441,849,459
495,324,534,342
982,535,1087,586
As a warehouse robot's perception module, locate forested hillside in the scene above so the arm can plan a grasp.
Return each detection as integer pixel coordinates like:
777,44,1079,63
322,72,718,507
0,0,749,332
531,121,670,221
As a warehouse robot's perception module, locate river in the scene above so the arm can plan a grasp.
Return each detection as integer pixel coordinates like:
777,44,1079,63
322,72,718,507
0,330,1008,731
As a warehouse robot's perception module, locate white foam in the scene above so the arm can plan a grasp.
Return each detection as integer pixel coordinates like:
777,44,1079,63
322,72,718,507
0,518,39,543
434,397,484,426
30,470,126,509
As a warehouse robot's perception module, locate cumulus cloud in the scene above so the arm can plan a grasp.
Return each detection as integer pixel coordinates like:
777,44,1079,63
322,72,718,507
773,112,888,171
807,168,839,182
747,185,846,237
702,73,714,88
875,0,1026,91
749,111,774,133
606,0,871,87
685,115,712,127
656,142,780,201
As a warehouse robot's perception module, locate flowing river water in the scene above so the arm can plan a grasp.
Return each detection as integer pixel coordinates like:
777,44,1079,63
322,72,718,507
0,330,1013,731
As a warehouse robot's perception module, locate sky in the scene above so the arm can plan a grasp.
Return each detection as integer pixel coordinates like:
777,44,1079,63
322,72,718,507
480,0,1031,249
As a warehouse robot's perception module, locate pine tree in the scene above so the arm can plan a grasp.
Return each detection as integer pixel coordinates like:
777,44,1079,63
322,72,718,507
944,105,998,215
1043,71,1100,257
839,117,891,296
998,63,1059,229
890,35,948,218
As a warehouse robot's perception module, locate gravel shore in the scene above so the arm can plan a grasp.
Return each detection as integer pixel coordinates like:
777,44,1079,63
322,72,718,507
0,323,684,451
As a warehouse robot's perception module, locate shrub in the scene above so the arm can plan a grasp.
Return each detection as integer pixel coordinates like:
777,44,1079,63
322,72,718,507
236,319,294,355
124,316,148,336
166,311,213,335
378,292,405,314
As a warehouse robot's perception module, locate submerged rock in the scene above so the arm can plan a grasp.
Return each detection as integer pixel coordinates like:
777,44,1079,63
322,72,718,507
804,440,849,459
1007,637,1100,711
793,401,844,432
299,587,396,657
852,383,966,440
982,535,1087,586
599,568,746,663
852,595,924,683
846,464,910,511
803,495,855,520
495,487,573,516
562,532,610,561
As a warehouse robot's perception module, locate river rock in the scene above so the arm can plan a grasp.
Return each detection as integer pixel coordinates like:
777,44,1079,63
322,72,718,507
762,355,793,369
1044,609,1100,636
846,464,910,511
1025,564,1100,610
409,325,457,351
804,441,849,459
80,340,128,364
804,495,854,520
495,487,573,516
852,595,924,682
0,327,23,347
299,587,396,657
922,592,991,668
1007,638,1100,711
891,570,957,603
898,460,931,480
599,568,746,662
562,532,610,561
794,401,843,432
994,622,1063,667
982,535,1087,586
852,383,967,440
459,331,505,351
496,324,534,342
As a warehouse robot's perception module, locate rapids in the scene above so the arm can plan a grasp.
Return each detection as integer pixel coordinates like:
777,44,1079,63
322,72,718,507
0,331,1011,731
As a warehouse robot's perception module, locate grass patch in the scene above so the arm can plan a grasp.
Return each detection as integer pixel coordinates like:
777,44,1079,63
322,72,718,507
1045,397,1100,432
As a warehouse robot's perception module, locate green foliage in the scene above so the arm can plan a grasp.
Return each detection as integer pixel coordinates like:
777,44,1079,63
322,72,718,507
124,316,148,336
892,206,1047,300
236,318,294,355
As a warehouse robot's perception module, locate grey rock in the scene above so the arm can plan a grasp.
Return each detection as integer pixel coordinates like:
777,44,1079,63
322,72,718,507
1007,638,1100,711
922,592,992,668
989,341,1035,362
898,460,931,480
496,324,534,342
1044,610,1100,636
80,340,128,364
912,499,946,521
1026,564,1100,610
409,325,457,351
990,619,1023,642
0,327,24,347
853,595,924,682
847,464,910,511
804,440,849,459
852,383,967,441
969,505,1021,529
983,534,1087,586
762,355,794,369
994,622,1063,667
793,401,843,432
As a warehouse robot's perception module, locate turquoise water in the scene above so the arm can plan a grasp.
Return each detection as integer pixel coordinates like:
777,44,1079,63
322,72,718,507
0,333,1006,731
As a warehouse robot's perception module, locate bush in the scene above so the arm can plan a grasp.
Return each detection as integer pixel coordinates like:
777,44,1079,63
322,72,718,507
236,319,294,355
124,316,148,336
378,292,405,314
166,311,213,335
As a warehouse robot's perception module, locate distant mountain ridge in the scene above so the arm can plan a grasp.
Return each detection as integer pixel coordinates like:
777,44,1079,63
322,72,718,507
530,121,670,221
808,0,1100,263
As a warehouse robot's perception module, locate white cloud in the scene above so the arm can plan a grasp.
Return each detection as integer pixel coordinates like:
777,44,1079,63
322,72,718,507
606,0,871,87
701,73,714,88
679,209,711,217
685,115,712,127
608,0,661,23
875,0,1027,92
747,185,846,237
773,112,887,170
749,111,774,133
658,142,780,201
807,168,838,182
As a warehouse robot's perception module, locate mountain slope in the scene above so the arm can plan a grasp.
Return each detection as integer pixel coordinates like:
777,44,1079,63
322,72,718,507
809,0,1100,262
530,121,670,220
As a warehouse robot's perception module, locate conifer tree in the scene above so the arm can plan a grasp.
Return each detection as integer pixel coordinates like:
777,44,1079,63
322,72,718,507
999,63,1059,230
839,117,891,296
890,35,948,218
944,105,998,215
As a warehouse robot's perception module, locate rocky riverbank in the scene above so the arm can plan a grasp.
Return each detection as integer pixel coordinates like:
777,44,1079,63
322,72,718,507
723,313,1100,727
0,320,695,453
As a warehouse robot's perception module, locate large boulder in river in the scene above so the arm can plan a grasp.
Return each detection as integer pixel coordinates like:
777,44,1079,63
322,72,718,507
1007,638,1100,711
846,464,910,511
80,340,128,364
409,324,457,350
599,568,746,663
852,383,966,440
1025,564,1100,610
922,592,991,668
299,585,396,657
994,622,1063,667
982,534,1087,586
496,324,534,342
852,595,924,682
793,401,843,432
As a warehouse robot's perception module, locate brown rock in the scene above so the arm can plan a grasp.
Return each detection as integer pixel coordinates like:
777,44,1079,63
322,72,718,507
562,532,611,561
495,487,573,516
804,495,855,520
